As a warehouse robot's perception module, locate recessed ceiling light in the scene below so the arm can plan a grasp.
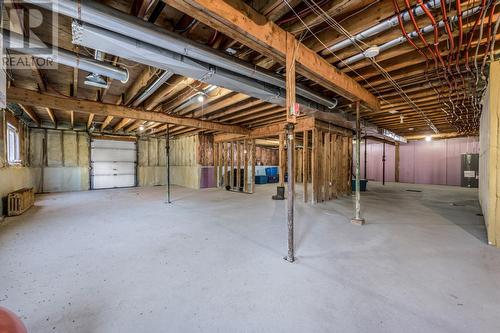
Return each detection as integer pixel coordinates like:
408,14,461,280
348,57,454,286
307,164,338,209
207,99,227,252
225,48,237,55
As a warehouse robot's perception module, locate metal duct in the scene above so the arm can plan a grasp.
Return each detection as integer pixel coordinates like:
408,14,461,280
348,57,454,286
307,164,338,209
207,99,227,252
338,6,481,68
1,29,129,83
326,0,447,53
72,21,405,142
71,20,313,109
24,0,406,143
24,0,336,109
170,85,218,113
132,70,174,107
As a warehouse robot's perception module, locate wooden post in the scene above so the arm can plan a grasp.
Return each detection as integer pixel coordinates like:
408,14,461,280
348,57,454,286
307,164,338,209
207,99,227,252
331,134,337,198
244,139,249,192
312,128,318,204
236,141,241,189
230,141,235,189
330,134,335,199
317,131,323,202
218,142,223,188
279,132,285,186
166,124,171,203
223,143,228,187
214,141,219,188
303,130,308,203
323,132,330,201
342,136,348,195
395,142,400,182
251,139,256,193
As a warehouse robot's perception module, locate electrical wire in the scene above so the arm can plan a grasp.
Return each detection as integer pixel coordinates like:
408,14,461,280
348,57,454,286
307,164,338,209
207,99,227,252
296,0,440,133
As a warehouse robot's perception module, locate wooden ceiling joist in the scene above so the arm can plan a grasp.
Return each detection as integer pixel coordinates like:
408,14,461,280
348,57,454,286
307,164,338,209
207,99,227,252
7,87,249,134
164,0,380,111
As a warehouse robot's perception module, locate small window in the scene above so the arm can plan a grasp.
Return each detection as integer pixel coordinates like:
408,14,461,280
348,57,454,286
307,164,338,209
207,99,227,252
7,123,20,164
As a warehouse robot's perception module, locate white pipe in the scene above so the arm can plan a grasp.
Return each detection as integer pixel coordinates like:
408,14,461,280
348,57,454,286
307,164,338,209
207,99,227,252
24,0,337,109
2,29,129,82
327,0,447,53
338,6,481,68
132,70,173,107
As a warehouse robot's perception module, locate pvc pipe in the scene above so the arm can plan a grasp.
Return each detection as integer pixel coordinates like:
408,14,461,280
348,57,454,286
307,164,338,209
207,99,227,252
132,70,173,107
338,6,481,68
328,0,447,53
24,0,337,109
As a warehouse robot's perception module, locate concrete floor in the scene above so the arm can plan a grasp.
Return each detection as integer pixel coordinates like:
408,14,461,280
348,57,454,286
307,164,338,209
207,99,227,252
1,182,499,332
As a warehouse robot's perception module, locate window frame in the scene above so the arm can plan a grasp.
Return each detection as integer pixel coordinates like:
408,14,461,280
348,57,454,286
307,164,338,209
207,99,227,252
6,122,21,165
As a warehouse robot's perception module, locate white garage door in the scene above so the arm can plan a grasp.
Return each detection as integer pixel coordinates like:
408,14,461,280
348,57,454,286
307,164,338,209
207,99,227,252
91,139,137,189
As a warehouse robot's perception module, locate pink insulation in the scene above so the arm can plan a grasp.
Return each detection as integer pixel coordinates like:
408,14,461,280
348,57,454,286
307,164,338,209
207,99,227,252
356,136,479,186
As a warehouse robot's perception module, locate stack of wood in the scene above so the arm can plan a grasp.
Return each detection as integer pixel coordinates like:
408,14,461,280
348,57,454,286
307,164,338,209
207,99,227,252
7,188,34,216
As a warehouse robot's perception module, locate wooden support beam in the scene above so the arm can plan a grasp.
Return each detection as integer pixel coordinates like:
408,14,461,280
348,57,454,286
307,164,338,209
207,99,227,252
279,132,285,186
165,0,379,111
286,33,297,124
251,139,256,194
124,66,157,105
87,114,95,129
311,128,318,204
214,116,315,142
214,142,219,187
303,130,308,203
101,116,114,131
229,141,235,188
218,142,223,187
324,132,330,201
19,104,40,126
45,107,56,126
236,141,241,189
244,139,249,192
113,118,133,131
7,87,248,134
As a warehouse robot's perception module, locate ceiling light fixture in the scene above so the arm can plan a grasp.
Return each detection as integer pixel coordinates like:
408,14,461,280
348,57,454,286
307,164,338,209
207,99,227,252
138,125,145,131
197,94,205,103
425,136,432,142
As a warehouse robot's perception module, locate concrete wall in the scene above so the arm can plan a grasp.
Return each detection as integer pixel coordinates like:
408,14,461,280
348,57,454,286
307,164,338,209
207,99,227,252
358,137,479,186
479,61,500,247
